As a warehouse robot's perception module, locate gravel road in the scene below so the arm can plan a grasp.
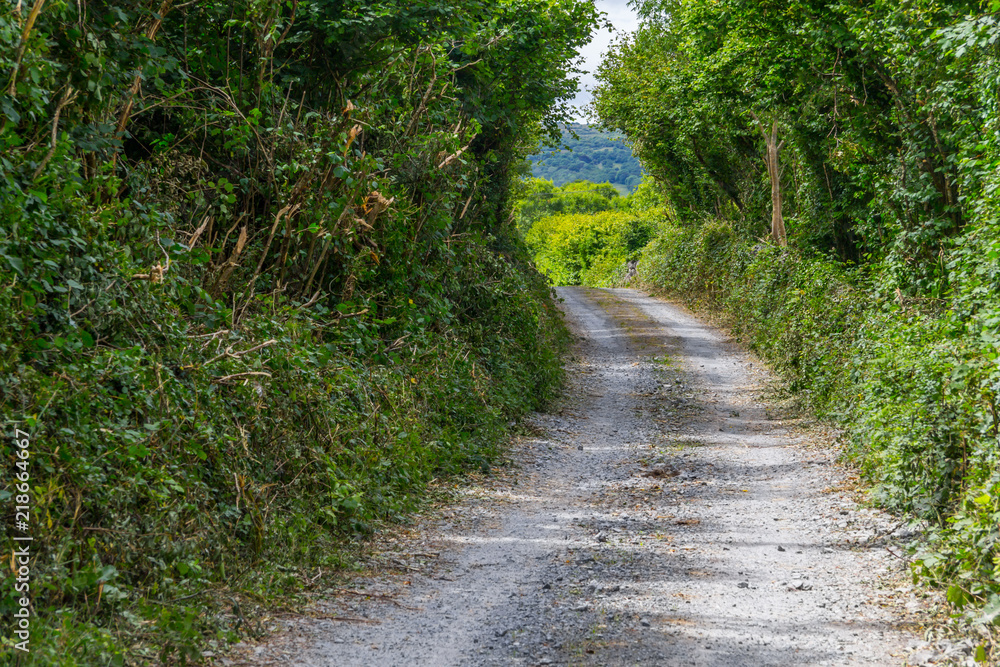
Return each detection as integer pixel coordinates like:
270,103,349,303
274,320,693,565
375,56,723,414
235,287,957,666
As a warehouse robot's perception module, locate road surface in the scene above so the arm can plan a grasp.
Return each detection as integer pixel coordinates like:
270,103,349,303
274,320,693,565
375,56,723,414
237,287,938,666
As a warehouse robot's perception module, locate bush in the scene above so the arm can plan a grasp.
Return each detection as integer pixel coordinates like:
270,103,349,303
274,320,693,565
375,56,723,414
520,178,666,286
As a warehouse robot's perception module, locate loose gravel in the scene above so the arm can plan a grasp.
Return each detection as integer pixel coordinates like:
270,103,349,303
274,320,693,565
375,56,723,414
231,287,975,666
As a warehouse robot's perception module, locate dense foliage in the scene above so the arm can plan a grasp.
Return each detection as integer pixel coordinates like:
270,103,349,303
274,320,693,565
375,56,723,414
0,0,595,662
517,178,664,285
515,178,621,232
528,123,643,193
586,0,1000,619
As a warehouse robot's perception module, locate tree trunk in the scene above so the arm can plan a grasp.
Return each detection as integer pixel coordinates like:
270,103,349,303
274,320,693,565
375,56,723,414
751,112,787,246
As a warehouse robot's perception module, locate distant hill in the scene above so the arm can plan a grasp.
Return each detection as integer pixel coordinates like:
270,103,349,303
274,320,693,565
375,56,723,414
529,123,643,193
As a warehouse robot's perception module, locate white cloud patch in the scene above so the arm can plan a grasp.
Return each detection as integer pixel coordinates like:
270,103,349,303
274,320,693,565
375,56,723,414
570,0,639,122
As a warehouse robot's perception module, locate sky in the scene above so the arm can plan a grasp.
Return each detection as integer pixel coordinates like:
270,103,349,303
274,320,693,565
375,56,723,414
569,0,640,122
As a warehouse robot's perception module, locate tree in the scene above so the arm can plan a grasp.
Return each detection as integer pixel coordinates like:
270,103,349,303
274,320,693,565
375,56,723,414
594,0,988,281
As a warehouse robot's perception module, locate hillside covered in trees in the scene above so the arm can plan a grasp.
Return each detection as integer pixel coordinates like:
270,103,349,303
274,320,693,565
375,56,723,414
525,0,1000,620
528,123,643,193
0,0,597,662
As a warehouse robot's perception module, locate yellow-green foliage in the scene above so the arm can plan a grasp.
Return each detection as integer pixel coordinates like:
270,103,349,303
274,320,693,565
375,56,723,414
515,178,622,235
521,178,667,286
526,211,632,285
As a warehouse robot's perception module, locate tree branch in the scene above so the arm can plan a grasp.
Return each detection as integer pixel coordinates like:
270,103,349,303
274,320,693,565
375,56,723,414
32,85,77,181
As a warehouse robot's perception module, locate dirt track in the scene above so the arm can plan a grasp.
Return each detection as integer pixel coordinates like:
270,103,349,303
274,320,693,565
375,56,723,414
236,287,943,666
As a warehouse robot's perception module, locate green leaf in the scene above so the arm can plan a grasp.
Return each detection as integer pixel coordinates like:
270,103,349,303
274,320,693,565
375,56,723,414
946,584,970,608
4,255,24,275
1,98,20,123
